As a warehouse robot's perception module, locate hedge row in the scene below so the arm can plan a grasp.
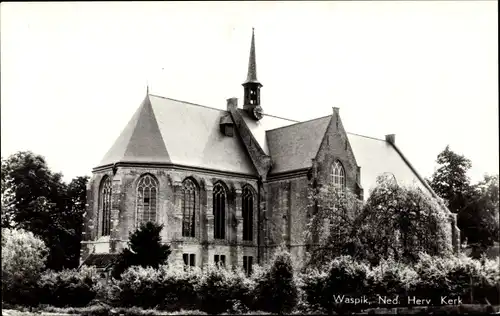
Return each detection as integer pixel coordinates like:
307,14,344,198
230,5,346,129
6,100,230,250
300,254,500,314
107,249,298,314
3,252,499,315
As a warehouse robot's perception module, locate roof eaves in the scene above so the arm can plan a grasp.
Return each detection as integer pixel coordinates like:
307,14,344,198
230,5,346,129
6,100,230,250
388,142,442,202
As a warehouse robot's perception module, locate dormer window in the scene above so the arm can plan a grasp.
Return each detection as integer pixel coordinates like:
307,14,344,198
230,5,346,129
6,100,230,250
219,114,234,137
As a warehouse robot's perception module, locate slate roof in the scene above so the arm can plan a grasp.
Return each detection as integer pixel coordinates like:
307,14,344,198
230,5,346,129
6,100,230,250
266,116,332,174
82,253,119,269
346,133,434,199
99,95,256,175
98,94,435,201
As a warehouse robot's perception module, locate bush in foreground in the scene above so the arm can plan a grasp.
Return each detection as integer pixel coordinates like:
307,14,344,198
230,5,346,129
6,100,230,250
253,248,298,314
37,266,101,307
1,228,48,306
196,265,253,314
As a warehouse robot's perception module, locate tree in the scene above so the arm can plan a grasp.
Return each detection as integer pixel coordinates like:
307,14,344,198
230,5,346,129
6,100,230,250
112,222,171,279
358,176,452,264
63,176,89,268
458,174,499,257
429,145,473,214
305,176,453,267
1,151,88,270
1,228,48,305
305,183,364,268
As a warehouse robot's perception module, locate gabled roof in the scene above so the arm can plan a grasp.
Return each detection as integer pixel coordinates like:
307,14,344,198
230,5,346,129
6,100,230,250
266,116,332,174
98,94,256,175
346,133,434,199
97,93,435,201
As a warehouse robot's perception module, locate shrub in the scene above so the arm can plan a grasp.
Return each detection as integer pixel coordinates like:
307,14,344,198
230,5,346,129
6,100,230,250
252,249,298,314
111,266,165,308
298,268,328,313
196,265,253,314
474,257,500,305
160,265,202,311
1,228,48,306
367,258,418,305
37,266,101,307
322,255,370,313
109,264,203,311
413,253,495,305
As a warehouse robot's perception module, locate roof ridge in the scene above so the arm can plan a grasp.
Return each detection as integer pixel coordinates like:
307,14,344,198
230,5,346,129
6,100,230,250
149,94,226,113
266,114,332,133
262,112,299,122
150,94,301,122
346,132,386,142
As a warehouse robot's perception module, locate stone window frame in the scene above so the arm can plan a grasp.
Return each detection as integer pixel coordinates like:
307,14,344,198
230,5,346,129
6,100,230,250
213,181,228,241
99,176,112,237
241,184,257,243
181,177,199,239
135,173,159,227
331,160,346,194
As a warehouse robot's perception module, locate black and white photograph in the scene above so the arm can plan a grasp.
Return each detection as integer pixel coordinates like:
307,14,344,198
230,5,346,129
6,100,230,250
1,1,498,315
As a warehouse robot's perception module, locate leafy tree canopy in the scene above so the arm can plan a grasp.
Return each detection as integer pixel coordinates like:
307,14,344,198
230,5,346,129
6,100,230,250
429,145,473,213
1,151,89,270
305,176,453,268
428,146,499,256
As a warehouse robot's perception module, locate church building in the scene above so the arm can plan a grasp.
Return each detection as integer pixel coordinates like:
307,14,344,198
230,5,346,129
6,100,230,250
81,30,460,272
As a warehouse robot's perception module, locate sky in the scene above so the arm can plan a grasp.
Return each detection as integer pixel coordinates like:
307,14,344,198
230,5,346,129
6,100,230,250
1,1,498,184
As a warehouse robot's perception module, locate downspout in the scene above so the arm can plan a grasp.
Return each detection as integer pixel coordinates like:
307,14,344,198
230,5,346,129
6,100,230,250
257,176,262,264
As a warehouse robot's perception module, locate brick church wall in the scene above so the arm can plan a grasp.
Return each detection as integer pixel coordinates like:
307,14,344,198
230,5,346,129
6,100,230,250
82,165,260,270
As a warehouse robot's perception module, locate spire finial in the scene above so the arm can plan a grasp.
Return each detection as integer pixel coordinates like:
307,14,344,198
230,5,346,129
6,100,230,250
244,27,260,85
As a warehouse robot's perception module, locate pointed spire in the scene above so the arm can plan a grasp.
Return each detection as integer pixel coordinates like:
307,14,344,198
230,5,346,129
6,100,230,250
244,28,261,86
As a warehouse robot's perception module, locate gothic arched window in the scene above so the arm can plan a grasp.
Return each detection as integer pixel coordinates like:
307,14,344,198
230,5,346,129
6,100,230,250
99,176,112,236
242,186,254,241
182,179,196,237
136,174,158,225
213,183,226,240
331,160,346,194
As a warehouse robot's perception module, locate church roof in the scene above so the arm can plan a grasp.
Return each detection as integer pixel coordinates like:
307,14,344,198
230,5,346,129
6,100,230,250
266,116,332,174
99,94,257,175
238,108,297,155
346,133,434,199
98,93,434,200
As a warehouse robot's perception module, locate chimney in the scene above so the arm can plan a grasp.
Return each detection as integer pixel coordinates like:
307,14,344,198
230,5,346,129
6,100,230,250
332,107,340,114
227,98,238,111
385,134,396,144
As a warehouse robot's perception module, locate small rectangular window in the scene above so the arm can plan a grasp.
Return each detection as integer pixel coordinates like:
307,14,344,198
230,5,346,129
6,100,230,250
214,254,225,267
225,125,234,137
183,253,195,268
243,256,253,276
